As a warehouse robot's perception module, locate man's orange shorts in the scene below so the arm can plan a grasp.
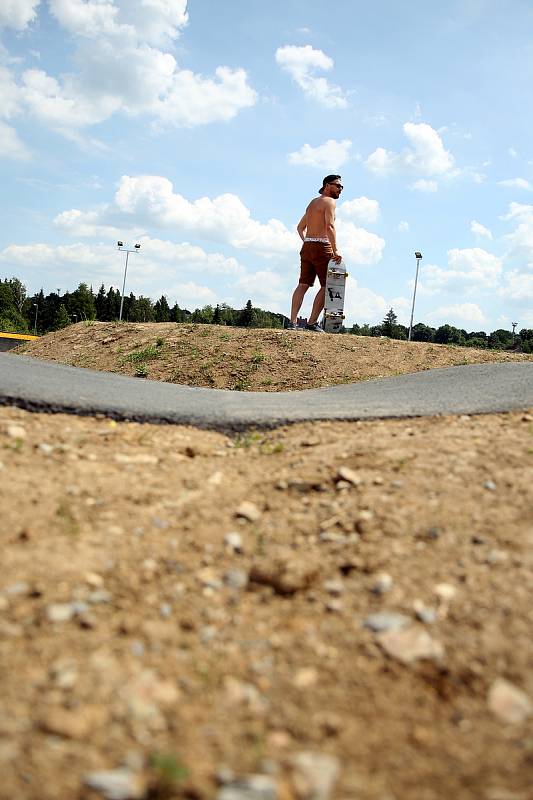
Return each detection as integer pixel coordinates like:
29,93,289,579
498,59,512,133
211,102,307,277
299,239,333,287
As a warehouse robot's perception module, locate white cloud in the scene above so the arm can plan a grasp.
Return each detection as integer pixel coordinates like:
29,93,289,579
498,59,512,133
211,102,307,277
501,202,533,265
426,303,486,324
0,121,31,160
410,179,438,193
344,276,388,323
498,178,532,190
420,248,502,293
288,138,352,170
338,197,380,225
470,220,492,240
55,174,300,258
275,45,348,109
0,0,40,30
6,1,256,139
397,221,409,233
337,221,385,265
365,122,455,180
508,147,517,158
499,270,533,303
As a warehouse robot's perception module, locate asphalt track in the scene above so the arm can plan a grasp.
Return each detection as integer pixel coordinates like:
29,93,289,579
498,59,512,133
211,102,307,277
0,353,532,431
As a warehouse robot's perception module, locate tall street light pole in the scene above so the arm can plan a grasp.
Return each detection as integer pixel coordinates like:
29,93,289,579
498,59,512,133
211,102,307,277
117,241,141,321
408,251,423,342
33,303,39,335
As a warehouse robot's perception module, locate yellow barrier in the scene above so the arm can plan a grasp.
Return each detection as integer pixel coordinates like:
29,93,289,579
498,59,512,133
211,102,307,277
0,332,39,340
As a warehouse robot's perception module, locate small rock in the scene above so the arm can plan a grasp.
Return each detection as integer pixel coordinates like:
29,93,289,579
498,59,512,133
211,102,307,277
46,603,75,623
151,517,169,530
413,600,437,625
6,425,26,440
84,767,147,800
224,677,268,715
39,706,104,740
49,660,78,689
250,551,321,596
37,443,54,455
318,532,347,544
88,590,112,604
325,599,343,613
224,569,249,590
488,679,532,724
336,467,362,486
377,627,444,664
224,532,244,553
217,774,278,800
293,668,319,689
486,549,508,566
289,751,340,800
159,603,172,618
363,612,410,633
370,573,393,595
483,480,497,491
114,453,158,465
235,501,262,522
323,579,344,596
85,572,104,587
5,582,29,596
433,583,457,602
197,567,222,590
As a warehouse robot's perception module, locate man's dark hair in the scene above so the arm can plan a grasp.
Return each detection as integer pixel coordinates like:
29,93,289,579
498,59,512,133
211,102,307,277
319,174,341,194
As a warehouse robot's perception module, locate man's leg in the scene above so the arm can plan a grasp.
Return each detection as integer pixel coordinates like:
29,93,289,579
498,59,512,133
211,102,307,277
290,283,309,323
308,285,325,325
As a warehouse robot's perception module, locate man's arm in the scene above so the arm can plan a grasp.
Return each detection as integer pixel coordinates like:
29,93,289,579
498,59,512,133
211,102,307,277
296,213,307,242
324,199,341,262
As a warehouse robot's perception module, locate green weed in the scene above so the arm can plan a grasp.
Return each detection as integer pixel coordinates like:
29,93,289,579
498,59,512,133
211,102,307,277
125,345,160,363
135,364,149,377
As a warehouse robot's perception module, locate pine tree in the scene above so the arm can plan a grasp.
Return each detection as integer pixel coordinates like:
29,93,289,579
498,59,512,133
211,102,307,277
53,304,71,329
238,299,254,327
381,308,398,337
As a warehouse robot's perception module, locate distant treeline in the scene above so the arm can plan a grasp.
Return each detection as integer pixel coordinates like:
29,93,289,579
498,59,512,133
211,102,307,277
1,277,532,353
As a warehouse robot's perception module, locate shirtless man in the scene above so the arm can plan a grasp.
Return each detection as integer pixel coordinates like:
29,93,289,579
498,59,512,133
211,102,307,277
287,174,343,332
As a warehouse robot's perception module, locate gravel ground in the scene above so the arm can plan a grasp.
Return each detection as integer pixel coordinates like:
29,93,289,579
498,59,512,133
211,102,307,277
1,405,532,800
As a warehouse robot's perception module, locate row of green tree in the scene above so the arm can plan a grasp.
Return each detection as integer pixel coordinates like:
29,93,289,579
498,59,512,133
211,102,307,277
350,308,533,353
1,277,531,352
0,278,284,334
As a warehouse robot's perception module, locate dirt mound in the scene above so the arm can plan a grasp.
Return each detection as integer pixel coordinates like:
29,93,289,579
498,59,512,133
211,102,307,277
14,322,532,391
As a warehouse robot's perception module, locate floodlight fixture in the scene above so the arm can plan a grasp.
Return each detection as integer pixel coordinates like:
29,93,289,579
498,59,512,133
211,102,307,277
117,241,141,321
408,251,424,341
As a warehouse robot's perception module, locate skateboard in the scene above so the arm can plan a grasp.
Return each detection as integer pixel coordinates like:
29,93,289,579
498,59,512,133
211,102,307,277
322,258,348,333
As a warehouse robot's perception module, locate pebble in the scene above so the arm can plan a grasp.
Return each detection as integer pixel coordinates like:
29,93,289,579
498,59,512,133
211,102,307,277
413,601,438,625
377,627,444,664
114,453,158,465
289,751,340,800
159,603,172,618
483,480,497,491
488,678,532,724
293,668,319,689
224,532,244,553
325,599,343,613
224,569,249,590
217,774,277,800
434,583,457,602
250,551,321,596
486,549,509,565
235,501,262,522
6,425,26,439
363,612,410,632
5,582,29,596
88,590,112,604
46,602,88,622
336,466,363,486
37,443,54,455
318,532,347,544
370,573,393,595
84,768,147,800
323,579,344,596
197,567,222,590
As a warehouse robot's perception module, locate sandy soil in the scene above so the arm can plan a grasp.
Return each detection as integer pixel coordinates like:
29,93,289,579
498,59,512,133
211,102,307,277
1,403,532,800
13,322,533,391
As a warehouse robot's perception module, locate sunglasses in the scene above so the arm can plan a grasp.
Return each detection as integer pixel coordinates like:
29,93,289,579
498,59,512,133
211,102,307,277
328,182,343,190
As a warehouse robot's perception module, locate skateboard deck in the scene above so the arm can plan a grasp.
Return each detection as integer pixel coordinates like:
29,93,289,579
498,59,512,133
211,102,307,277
322,258,348,333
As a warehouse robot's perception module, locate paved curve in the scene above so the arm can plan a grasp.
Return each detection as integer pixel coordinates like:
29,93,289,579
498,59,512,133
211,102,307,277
1,353,532,431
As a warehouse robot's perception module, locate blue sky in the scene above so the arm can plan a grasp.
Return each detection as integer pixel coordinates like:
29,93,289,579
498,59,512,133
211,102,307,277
1,0,532,330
